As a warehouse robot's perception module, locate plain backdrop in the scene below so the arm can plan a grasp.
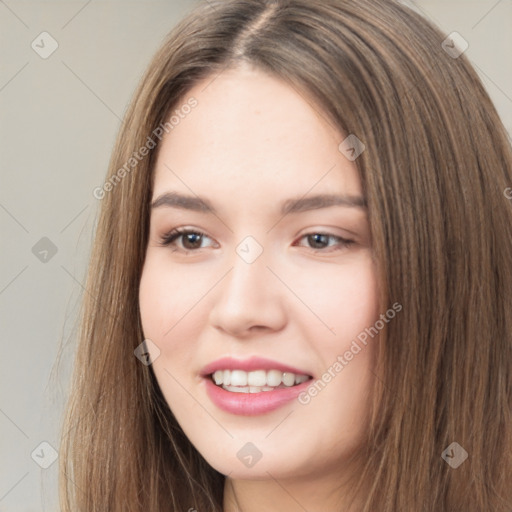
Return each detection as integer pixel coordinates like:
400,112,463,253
0,1,511,510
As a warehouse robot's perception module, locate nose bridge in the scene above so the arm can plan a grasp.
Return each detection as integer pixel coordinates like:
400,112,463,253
209,236,287,334
224,239,272,306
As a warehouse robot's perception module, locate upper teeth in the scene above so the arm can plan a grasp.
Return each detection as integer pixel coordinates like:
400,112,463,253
212,369,309,387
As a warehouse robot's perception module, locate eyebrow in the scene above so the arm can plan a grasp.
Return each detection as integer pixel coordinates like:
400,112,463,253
150,191,367,215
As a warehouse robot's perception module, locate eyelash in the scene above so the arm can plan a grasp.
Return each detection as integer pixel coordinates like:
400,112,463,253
158,228,355,253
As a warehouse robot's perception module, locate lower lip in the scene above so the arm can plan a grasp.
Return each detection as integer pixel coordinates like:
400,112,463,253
203,376,312,416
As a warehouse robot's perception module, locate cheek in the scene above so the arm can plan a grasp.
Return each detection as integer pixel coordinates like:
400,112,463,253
137,252,381,476
139,251,206,331
138,259,208,417
139,252,380,366
138,256,206,365
293,255,380,344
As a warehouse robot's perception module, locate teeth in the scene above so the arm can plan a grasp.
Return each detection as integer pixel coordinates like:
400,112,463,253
282,372,295,386
211,369,310,390
295,374,309,385
267,369,282,387
248,369,266,386
222,385,278,393
230,370,248,386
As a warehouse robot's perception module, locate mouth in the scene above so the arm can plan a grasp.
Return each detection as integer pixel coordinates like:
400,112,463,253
207,369,313,393
200,356,314,414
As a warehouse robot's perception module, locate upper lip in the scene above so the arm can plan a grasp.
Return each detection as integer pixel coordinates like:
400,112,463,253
200,356,312,377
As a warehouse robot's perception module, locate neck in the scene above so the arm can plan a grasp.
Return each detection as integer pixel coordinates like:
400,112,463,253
222,467,364,512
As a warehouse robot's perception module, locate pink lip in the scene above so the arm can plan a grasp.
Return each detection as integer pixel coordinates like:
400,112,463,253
200,356,311,377
203,377,312,416
200,356,313,416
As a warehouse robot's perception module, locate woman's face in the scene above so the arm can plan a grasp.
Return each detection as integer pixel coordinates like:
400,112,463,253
139,64,380,481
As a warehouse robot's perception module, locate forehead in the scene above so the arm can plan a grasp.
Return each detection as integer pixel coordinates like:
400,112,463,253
152,65,362,204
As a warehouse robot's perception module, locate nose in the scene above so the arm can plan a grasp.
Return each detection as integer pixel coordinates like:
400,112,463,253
208,248,288,338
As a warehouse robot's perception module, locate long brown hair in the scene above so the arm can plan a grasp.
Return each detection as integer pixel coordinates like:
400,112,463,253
58,0,512,510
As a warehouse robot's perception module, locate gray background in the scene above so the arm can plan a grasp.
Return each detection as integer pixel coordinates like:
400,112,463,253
1,1,510,510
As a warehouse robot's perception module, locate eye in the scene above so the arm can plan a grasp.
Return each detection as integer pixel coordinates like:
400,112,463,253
158,229,355,253
158,228,216,252
294,232,355,252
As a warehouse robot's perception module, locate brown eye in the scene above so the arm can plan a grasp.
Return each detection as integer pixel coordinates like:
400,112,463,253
295,232,354,252
159,229,215,252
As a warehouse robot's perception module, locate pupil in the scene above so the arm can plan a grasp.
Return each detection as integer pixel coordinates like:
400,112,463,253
184,233,201,248
310,234,327,248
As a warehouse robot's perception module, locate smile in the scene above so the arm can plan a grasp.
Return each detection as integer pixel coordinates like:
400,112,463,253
211,369,310,393
200,356,314,415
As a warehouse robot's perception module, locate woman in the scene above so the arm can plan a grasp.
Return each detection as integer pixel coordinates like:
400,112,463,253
59,0,512,510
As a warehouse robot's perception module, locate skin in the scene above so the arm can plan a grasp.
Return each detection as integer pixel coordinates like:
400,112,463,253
139,63,380,512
